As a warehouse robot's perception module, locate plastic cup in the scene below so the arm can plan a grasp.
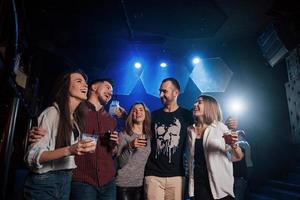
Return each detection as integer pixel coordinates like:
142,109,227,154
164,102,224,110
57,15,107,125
138,134,147,146
109,100,120,116
223,130,233,144
80,133,98,153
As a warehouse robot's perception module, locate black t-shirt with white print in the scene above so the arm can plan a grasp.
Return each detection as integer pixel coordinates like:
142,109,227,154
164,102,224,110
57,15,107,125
145,107,193,177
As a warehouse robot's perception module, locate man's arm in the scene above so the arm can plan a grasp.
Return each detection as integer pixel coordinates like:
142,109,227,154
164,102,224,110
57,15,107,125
28,127,47,143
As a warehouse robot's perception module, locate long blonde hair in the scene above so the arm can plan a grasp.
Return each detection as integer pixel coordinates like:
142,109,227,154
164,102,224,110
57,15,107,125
195,95,222,125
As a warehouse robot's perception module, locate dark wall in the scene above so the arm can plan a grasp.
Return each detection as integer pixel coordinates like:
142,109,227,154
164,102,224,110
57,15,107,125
216,37,292,187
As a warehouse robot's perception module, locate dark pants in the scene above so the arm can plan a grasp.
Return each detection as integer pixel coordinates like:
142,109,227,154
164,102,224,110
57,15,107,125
23,170,72,200
71,179,116,200
234,177,248,200
193,182,234,200
191,195,234,200
117,186,144,200
193,182,214,200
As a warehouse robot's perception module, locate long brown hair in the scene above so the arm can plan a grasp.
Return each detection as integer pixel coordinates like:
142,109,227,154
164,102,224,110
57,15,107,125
195,95,222,125
125,102,152,138
53,70,87,148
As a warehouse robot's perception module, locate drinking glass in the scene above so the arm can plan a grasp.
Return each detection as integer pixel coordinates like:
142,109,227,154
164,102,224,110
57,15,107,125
223,130,233,145
109,100,120,116
80,133,98,153
138,134,148,147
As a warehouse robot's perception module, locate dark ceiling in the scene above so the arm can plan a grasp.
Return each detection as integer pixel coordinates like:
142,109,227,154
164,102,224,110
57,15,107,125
21,0,299,78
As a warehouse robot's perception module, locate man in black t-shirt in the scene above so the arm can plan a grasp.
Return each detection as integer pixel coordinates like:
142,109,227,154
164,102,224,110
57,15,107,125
144,78,194,200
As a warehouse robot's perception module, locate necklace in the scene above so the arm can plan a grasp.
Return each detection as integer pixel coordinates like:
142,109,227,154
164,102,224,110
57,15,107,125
194,124,207,138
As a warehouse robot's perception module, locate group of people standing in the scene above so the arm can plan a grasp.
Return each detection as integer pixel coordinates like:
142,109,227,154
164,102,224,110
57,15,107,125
23,70,246,200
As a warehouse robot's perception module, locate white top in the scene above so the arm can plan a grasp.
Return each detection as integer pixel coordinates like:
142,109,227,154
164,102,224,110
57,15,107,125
188,121,235,199
24,104,77,174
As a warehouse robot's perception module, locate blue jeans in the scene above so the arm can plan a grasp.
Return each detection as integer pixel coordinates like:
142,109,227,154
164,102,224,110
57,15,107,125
234,177,248,200
23,170,72,200
71,179,116,200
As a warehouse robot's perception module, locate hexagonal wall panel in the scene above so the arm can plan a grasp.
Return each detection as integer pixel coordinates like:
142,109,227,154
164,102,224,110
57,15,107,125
140,63,190,97
190,57,233,92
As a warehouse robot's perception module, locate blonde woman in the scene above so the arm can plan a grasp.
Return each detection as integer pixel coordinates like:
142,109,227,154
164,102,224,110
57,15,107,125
188,95,243,200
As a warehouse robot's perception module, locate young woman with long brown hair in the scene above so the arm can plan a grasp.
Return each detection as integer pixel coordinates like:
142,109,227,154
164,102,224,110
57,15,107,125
24,70,96,199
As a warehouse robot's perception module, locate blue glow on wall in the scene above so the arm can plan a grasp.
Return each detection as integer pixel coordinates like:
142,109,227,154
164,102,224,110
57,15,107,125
140,63,190,97
190,57,233,92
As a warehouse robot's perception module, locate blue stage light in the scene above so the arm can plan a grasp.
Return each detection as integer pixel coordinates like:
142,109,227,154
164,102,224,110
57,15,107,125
134,62,142,69
192,57,201,65
140,63,190,97
101,61,143,95
160,62,167,68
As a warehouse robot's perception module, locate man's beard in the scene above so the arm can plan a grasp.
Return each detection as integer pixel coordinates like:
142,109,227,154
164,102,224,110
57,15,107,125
160,97,169,105
98,96,109,105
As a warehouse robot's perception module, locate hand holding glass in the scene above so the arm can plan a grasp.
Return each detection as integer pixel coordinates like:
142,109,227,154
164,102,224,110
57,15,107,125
109,100,121,116
137,134,147,147
223,130,238,145
110,131,119,144
80,133,98,153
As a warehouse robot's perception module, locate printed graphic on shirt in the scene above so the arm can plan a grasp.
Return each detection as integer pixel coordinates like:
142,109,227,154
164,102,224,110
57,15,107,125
155,118,181,163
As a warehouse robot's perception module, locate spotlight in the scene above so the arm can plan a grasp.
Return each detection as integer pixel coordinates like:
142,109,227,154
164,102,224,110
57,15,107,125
160,62,167,68
192,57,201,65
134,62,142,69
228,98,246,116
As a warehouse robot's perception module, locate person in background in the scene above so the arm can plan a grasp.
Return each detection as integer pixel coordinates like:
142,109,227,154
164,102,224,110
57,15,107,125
226,117,253,200
24,70,96,199
188,95,244,200
116,102,152,200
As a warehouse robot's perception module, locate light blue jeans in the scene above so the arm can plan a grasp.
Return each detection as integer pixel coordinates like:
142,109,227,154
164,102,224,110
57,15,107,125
23,170,72,200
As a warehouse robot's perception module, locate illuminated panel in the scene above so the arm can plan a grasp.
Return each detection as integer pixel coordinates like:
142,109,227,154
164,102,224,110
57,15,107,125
190,57,233,92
